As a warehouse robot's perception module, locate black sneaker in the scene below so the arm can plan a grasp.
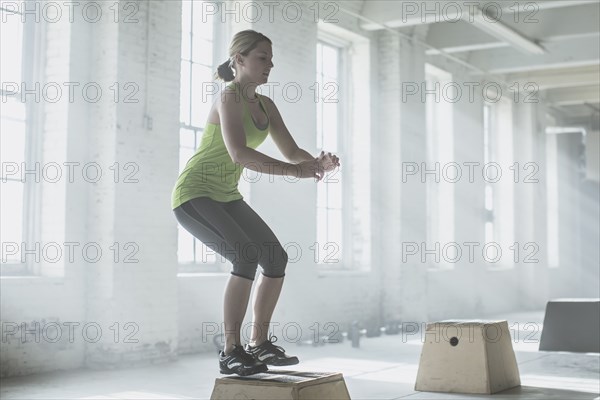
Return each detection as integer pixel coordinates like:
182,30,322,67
219,344,268,376
245,334,299,366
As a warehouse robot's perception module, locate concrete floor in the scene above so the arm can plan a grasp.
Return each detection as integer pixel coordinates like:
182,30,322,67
1,310,599,399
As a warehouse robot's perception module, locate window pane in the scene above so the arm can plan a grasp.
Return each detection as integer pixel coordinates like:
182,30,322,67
315,41,344,267
322,45,337,78
180,126,195,149
178,225,194,263
191,64,212,127
317,73,324,97
316,207,327,262
179,146,195,174
327,173,342,208
483,104,491,165
192,38,213,66
197,241,217,264
317,181,326,207
425,64,455,267
193,2,214,41
1,180,24,261
180,61,191,125
316,43,322,71
546,133,559,268
326,209,342,263
0,8,23,84
322,102,337,151
181,0,192,60
316,102,323,148
0,117,26,170
485,185,493,210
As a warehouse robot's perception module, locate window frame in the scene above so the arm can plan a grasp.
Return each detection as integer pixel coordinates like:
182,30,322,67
483,102,495,245
424,63,455,271
1,2,44,277
315,34,351,270
177,1,230,273
545,129,559,269
483,97,515,270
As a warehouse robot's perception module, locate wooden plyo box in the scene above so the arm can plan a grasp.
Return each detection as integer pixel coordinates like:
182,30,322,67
210,370,351,400
415,320,521,394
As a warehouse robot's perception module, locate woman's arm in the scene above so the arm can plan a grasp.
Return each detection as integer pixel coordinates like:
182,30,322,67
260,96,336,166
235,147,299,177
219,89,324,179
289,148,316,163
261,96,307,162
220,89,299,177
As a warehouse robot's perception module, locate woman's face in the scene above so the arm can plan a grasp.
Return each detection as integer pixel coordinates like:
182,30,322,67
236,41,274,84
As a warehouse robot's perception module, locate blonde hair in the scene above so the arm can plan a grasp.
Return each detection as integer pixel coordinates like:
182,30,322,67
214,30,272,82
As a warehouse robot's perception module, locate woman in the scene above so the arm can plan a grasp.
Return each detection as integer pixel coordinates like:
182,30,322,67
171,29,340,376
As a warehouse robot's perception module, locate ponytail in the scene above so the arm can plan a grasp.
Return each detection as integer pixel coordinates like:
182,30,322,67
214,58,235,82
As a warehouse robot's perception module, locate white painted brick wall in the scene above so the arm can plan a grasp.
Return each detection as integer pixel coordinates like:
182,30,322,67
1,0,180,377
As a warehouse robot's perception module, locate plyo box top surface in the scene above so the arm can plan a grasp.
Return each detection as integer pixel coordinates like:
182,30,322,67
215,370,344,388
429,320,508,327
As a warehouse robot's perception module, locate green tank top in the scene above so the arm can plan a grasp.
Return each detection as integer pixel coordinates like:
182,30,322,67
171,82,270,208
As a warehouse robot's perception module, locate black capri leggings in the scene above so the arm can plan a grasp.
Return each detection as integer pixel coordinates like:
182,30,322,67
173,197,288,281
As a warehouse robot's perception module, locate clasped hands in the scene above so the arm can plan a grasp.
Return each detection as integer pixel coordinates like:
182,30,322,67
294,150,340,181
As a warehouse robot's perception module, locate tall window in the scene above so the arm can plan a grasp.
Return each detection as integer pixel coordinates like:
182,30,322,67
484,97,514,268
425,63,455,269
315,40,345,267
1,3,38,275
493,97,514,267
546,131,559,268
178,1,230,270
315,23,371,271
483,103,494,243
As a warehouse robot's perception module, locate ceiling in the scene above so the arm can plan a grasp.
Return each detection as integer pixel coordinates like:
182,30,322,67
345,0,600,125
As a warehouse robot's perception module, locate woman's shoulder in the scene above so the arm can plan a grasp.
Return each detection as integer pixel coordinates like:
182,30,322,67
219,85,243,106
257,93,275,115
221,83,238,97
218,83,274,108
258,92,273,104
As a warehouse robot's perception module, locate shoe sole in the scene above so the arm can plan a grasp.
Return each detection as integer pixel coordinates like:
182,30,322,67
257,356,299,366
219,362,268,376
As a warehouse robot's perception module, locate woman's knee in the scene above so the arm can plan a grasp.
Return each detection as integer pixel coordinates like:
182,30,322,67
240,243,260,264
262,247,288,277
231,263,258,281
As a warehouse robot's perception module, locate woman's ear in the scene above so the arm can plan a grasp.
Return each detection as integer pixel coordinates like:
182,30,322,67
235,53,244,66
